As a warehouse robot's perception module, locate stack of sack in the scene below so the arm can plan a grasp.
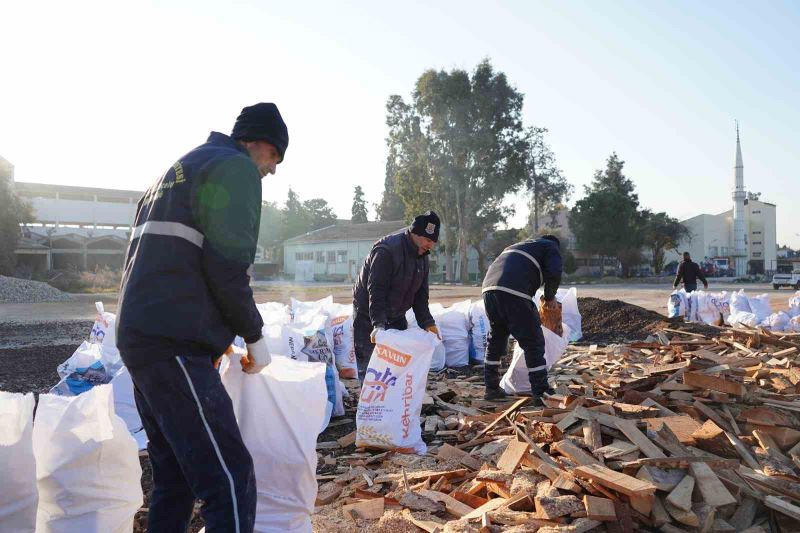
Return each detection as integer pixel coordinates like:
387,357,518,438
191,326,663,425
668,288,800,332
0,386,144,532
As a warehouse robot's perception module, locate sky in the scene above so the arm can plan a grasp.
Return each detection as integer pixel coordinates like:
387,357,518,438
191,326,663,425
2,0,798,247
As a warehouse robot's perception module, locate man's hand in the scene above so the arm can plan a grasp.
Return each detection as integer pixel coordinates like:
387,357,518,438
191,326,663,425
242,337,272,374
703,283,709,290
425,325,441,340
214,344,235,369
370,326,385,344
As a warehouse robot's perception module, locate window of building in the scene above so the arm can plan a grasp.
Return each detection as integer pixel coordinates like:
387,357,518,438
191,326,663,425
316,251,324,263
753,231,762,235
752,210,761,214
753,241,762,245
295,252,313,261
337,250,347,263
327,251,336,263
752,252,762,257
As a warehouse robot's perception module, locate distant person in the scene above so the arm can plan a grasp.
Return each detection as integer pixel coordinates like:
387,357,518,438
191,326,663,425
116,103,289,532
673,251,708,293
481,235,563,405
352,211,441,380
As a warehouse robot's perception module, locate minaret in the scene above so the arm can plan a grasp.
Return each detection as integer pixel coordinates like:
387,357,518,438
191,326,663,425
732,121,747,276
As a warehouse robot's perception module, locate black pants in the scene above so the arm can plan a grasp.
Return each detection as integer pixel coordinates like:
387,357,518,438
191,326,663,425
127,355,256,533
483,290,547,392
684,282,697,293
353,312,408,380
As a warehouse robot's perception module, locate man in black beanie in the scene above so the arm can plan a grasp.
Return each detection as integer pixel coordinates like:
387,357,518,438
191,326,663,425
352,211,441,380
116,103,288,532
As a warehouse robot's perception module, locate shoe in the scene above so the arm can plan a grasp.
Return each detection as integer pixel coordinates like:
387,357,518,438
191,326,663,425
484,387,508,401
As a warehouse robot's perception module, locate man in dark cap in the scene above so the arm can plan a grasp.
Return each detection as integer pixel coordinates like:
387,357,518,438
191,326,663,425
352,211,441,379
116,103,288,532
481,235,563,406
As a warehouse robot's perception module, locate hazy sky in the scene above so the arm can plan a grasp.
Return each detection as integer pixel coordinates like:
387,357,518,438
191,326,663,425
2,0,798,247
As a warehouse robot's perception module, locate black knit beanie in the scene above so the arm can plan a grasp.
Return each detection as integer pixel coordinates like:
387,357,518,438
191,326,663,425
410,211,441,242
231,103,289,162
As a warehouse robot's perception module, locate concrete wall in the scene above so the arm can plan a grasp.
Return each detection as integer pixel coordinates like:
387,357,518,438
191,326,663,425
747,200,778,273
25,195,137,228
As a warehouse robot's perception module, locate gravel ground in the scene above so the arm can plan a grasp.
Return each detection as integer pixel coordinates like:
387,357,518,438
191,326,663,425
0,275,72,304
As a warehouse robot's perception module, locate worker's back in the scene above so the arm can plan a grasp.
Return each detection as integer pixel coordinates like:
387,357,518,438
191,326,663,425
482,238,562,299
117,132,264,368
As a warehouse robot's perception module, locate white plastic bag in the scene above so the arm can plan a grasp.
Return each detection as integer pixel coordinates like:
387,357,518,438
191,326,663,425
33,385,142,533
729,311,760,328
90,301,119,359
221,355,327,533
469,300,489,363
0,391,38,532
50,341,120,396
685,291,699,322
667,289,686,319
788,291,800,318
257,302,291,326
109,367,148,450
328,303,357,379
791,316,800,332
433,300,471,368
762,312,792,332
536,288,582,341
290,296,333,322
749,294,772,322
714,291,731,324
695,291,723,326
499,325,570,395
405,307,446,371
356,329,439,454
729,290,752,316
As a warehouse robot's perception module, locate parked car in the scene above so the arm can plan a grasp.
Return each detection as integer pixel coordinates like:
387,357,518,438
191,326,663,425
772,270,800,290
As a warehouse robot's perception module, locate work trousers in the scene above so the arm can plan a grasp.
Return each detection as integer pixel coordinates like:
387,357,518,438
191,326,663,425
127,355,256,533
684,282,698,293
483,290,548,392
353,312,408,380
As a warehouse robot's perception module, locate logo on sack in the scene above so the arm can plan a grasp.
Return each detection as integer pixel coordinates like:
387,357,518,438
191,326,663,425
360,367,397,403
375,344,412,367
331,316,347,327
401,373,413,439
425,223,435,235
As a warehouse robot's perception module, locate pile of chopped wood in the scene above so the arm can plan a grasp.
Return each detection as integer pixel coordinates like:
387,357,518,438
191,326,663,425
312,325,800,532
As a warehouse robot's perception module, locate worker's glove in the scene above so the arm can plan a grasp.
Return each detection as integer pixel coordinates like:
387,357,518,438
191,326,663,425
213,344,235,369
242,337,272,374
370,326,385,344
425,325,441,340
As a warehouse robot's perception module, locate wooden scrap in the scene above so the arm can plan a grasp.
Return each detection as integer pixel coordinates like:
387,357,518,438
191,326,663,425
764,495,800,520
400,509,443,533
316,482,344,505
534,495,584,519
342,498,385,520
691,419,737,458
684,371,746,396
583,420,603,452
664,500,700,527
666,475,694,512
643,415,700,445
495,439,530,474
692,400,733,432
615,419,666,459
636,465,685,492
724,431,761,470
728,496,758,531
437,443,482,471
552,439,601,466
337,431,357,448
462,497,509,520
572,464,656,496
417,489,475,518
753,428,791,462
470,398,528,442
582,495,616,521
399,491,446,514
689,461,737,508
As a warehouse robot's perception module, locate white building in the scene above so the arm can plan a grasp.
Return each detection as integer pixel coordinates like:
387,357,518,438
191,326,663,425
666,125,778,275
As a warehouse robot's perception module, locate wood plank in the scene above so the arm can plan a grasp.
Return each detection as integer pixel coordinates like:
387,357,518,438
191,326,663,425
416,489,474,518
692,400,733,432
644,360,691,375
496,439,530,474
342,498,385,520
470,398,529,442
621,456,740,470
337,431,357,448
683,371,746,396
401,509,442,533
753,429,791,462
689,462,737,508
583,495,616,521
644,415,701,445
436,443,482,471
573,464,656,496
728,497,758,531
666,475,694,512
615,419,666,459
461,497,508,520
583,420,603,452
724,431,761,470
551,439,601,466
764,495,800,520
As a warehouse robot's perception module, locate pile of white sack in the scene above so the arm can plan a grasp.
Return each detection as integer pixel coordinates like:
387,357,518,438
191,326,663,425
668,288,800,332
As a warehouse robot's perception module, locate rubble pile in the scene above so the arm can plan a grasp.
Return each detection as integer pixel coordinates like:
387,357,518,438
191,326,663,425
0,275,71,304
313,324,800,532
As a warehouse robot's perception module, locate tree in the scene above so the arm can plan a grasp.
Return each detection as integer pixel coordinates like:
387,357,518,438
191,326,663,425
376,157,405,221
351,185,368,223
303,198,337,231
0,174,32,275
643,211,691,274
281,188,310,241
524,127,572,233
563,250,577,275
257,200,283,262
569,153,645,277
386,59,528,282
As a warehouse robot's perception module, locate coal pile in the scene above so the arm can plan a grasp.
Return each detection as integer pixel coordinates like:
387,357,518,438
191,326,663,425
578,297,719,344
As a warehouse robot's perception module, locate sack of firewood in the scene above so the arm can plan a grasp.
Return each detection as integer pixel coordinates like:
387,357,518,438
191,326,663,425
539,296,563,336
